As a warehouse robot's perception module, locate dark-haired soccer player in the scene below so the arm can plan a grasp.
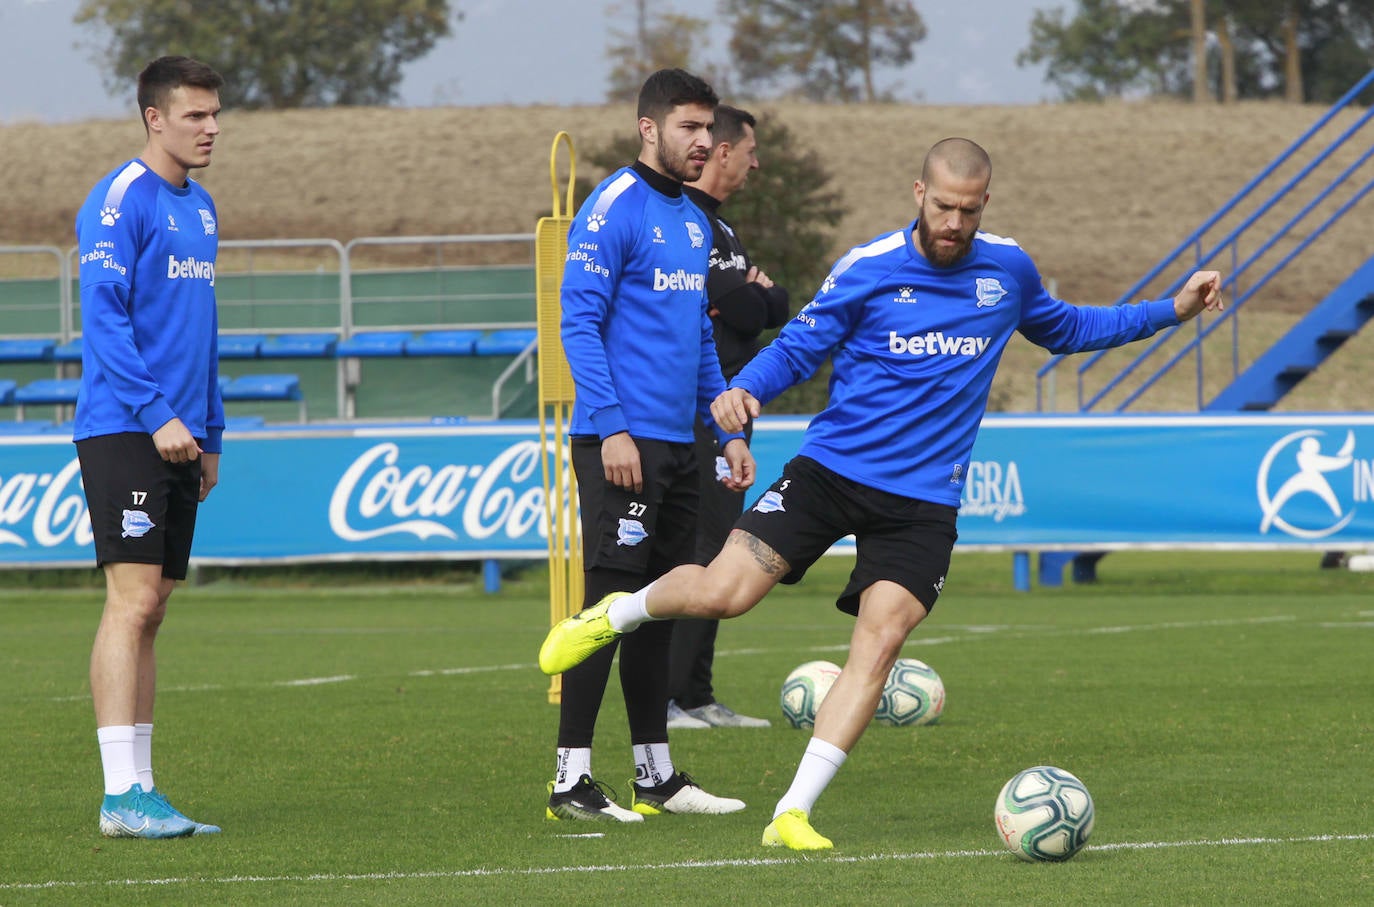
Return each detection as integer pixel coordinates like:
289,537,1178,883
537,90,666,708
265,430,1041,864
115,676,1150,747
669,104,788,730
543,68,754,822
75,55,226,838
542,137,1224,847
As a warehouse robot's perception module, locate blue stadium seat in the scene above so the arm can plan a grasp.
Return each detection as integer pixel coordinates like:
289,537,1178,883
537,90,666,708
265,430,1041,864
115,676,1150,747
404,329,482,357
260,333,338,358
0,338,57,362
13,378,81,420
336,331,411,357
0,378,16,405
224,415,266,431
221,373,306,422
0,420,48,434
474,329,537,356
219,333,266,359
53,338,84,362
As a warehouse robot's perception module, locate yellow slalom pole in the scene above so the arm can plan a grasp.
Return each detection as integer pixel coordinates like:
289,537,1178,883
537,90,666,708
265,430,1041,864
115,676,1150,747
535,131,582,704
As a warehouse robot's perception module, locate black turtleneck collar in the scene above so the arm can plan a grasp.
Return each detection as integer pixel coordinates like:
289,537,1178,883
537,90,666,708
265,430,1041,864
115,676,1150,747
683,184,721,213
632,160,683,198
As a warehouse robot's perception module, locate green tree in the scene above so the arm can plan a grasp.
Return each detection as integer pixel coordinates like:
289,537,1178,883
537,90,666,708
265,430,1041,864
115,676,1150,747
1019,0,1374,104
723,0,926,102
75,0,458,110
605,0,716,102
575,113,846,413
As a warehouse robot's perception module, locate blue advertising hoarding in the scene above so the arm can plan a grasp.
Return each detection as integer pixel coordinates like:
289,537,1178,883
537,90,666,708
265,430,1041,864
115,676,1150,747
1,414,1372,567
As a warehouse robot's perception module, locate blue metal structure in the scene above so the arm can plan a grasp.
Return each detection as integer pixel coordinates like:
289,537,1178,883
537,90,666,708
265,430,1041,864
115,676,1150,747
1036,68,1374,415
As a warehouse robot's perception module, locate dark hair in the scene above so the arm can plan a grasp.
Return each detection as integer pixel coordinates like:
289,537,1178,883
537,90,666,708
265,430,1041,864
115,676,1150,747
711,104,756,147
137,56,224,123
636,68,718,124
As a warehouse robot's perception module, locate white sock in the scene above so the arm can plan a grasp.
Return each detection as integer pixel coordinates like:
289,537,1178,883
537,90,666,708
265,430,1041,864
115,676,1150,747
773,737,848,819
97,725,140,796
134,723,155,793
607,582,658,632
553,747,592,793
633,742,674,787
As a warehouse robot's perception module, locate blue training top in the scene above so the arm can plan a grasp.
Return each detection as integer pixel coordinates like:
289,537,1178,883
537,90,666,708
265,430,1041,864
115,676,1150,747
732,224,1180,506
560,165,738,445
74,159,224,454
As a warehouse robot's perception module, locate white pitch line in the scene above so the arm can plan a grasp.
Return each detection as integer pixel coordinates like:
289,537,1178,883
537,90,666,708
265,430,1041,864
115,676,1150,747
273,675,356,687
409,663,531,677
2,832,1369,892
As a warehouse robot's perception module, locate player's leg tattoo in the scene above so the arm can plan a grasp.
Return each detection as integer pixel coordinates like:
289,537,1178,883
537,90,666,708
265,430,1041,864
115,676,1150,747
725,529,789,578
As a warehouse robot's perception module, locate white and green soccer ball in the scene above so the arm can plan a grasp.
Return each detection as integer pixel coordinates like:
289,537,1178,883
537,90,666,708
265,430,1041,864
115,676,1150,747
994,765,1095,862
779,660,841,729
874,657,945,726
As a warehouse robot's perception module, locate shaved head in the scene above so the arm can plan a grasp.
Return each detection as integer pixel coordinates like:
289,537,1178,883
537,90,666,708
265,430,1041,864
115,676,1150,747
921,137,991,188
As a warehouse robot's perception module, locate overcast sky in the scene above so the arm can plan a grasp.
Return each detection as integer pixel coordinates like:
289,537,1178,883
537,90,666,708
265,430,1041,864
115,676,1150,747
1,0,1056,123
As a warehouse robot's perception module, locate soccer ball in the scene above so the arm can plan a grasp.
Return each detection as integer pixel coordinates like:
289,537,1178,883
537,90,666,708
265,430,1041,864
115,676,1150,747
994,765,1095,862
874,657,945,726
779,660,841,729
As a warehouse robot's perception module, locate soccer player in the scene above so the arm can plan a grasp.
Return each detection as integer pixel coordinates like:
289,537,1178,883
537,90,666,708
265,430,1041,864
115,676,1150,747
544,69,755,821
75,55,226,838
669,105,789,730
540,137,1224,846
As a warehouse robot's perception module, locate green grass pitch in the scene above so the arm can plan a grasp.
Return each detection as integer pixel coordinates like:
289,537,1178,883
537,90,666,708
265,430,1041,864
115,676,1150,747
2,551,1371,905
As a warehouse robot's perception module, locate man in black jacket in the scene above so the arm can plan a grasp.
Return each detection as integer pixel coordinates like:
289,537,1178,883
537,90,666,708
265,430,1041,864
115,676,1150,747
672,105,790,729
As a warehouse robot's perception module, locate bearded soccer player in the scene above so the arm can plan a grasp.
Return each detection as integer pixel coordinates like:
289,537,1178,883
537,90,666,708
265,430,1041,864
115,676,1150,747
541,137,1224,846
75,55,226,838
544,68,754,822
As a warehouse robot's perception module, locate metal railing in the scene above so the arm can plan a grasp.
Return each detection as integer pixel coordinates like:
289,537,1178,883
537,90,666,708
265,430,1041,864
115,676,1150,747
1035,67,1374,413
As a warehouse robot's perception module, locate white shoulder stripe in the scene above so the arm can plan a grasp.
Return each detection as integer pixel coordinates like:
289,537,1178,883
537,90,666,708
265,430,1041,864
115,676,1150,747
102,161,147,211
976,230,1021,248
828,230,906,282
590,171,639,220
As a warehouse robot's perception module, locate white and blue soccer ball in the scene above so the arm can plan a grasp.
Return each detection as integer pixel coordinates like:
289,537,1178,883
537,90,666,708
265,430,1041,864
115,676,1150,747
780,660,841,729
994,765,1095,862
874,657,945,726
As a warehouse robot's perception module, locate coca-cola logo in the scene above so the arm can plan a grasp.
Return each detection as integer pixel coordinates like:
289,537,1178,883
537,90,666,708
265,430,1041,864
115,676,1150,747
0,458,94,548
328,441,553,542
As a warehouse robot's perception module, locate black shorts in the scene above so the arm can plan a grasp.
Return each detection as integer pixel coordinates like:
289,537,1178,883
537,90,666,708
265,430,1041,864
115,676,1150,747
734,455,958,615
692,415,749,565
571,436,698,581
76,432,202,580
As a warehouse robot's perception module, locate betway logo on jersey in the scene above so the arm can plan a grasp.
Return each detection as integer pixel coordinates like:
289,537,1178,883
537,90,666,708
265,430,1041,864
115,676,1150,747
889,330,990,357
653,267,705,292
166,255,215,286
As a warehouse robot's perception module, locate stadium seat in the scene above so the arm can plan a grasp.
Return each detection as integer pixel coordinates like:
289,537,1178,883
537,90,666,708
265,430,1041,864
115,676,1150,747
218,333,267,359
474,328,537,356
224,415,266,431
13,378,81,420
0,419,47,434
53,338,84,362
336,331,412,357
404,329,482,357
221,373,306,422
0,378,16,405
260,332,338,358
0,338,57,362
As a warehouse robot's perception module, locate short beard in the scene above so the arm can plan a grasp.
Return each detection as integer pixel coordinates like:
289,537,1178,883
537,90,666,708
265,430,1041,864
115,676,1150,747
917,217,974,267
656,134,700,183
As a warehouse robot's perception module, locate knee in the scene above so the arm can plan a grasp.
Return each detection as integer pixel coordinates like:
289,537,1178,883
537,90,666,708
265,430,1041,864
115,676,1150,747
690,569,759,620
107,587,167,630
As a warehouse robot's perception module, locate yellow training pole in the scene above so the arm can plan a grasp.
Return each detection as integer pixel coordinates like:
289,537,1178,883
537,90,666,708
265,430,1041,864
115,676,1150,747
535,131,582,704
